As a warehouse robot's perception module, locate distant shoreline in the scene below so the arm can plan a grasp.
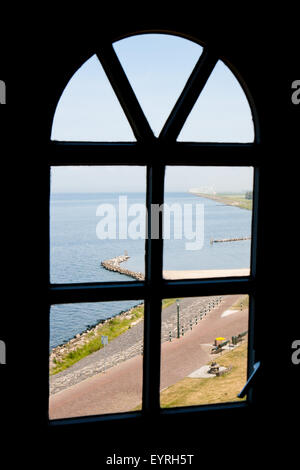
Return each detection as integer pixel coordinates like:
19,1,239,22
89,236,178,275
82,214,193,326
192,192,252,210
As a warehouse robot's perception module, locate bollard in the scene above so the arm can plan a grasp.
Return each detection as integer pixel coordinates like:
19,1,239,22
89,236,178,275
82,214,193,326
181,326,184,336
195,316,198,325
169,331,172,342
190,320,193,330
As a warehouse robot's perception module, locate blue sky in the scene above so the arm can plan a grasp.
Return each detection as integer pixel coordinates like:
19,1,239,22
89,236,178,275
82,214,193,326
50,33,254,193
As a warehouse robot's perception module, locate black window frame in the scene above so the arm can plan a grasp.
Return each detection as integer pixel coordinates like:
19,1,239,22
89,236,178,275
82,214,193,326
48,30,261,425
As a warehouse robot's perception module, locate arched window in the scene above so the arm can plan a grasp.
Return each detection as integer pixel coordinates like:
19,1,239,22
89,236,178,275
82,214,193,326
48,32,260,422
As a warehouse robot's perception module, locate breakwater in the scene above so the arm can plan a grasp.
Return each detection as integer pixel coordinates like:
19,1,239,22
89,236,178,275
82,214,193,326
101,254,145,281
210,236,251,244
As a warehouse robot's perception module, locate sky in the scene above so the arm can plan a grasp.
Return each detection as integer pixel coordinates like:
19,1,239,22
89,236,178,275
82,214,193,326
50,166,253,193
50,33,254,193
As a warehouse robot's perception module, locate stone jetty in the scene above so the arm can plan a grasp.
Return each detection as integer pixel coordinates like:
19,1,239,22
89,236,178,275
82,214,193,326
101,254,145,281
210,236,251,244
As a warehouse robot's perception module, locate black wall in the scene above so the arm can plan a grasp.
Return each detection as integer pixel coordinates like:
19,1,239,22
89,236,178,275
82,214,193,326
1,14,299,466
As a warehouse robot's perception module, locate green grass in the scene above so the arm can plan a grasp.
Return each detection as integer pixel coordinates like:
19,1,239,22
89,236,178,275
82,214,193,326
196,192,252,210
160,340,248,408
162,298,178,309
215,193,252,210
230,295,249,310
50,299,177,375
50,304,144,375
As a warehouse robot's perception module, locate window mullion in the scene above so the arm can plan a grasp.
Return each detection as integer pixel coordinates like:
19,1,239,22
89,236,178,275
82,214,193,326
48,276,253,305
96,44,155,142
49,281,146,305
142,162,165,414
161,277,253,298
159,47,218,141
48,141,257,167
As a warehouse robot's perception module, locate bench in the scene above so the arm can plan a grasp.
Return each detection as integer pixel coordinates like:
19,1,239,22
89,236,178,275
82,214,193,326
232,331,248,345
211,340,229,354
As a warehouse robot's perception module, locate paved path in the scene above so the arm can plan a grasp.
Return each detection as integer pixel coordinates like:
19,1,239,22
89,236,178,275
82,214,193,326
164,268,250,279
49,294,248,419
50,295,222,395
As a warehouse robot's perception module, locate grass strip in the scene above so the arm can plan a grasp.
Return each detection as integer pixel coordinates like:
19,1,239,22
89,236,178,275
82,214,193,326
230,295,249,310
50,299,176,375
160,340,248,408
196,193,252,210
217,194,252,210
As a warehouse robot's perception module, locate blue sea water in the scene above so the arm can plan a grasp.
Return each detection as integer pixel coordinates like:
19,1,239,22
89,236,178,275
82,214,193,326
50,192,252,349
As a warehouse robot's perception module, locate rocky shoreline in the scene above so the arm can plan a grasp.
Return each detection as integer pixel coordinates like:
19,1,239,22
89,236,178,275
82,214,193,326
49,304,143,371
50,254,144,367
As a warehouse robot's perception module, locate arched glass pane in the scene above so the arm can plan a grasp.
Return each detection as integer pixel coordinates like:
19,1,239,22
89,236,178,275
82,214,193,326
51,55,136,141
113,34,203,137
177,60,255,142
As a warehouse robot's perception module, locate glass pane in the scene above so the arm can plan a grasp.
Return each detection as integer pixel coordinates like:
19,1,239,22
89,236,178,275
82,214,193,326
160,295,249,408
49,300,144,419
50,166,146,283
51,54,135,141
163,166,253,279
177,60,254,142
113,33,202,136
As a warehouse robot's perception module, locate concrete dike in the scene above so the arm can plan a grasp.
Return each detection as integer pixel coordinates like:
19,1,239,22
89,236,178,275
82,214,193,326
101,254,145,281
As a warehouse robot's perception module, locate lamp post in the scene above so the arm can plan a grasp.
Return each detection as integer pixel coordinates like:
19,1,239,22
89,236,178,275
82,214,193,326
176,299,180,339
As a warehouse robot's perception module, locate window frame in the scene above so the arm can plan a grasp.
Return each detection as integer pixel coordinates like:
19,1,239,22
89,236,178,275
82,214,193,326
48,31,261,425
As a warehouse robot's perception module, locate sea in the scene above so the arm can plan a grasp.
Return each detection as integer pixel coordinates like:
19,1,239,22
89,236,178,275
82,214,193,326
50,192,252,349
